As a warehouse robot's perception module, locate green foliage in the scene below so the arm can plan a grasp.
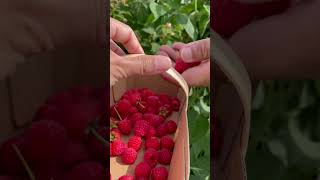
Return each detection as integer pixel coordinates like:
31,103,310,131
111,0,210,179
248,80,320,180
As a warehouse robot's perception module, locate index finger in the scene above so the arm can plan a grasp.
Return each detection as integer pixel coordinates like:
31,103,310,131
110,18,144,54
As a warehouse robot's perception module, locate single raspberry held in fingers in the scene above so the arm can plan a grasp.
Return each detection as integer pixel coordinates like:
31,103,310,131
158,149,172,165
111,140,126,156
174,58,200,74
165,120,177,134
129,112,143,126
119,175,134,180
128,136,142,151
146,127,157,139
171,97,180,111
134,162,151,178
61,161,106,180
160,136,175,151
151,167,169,180
156,124,167,137
121,148,137,164
145,137,160,150
24,120,68,167
144,148,158,168
117,119,132,135
134,120,150,137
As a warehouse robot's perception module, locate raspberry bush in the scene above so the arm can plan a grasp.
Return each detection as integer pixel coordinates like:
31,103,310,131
111,0,211,179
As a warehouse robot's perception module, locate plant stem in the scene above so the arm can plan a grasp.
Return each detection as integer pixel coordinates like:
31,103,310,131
90,127,108,146
12,144,36,180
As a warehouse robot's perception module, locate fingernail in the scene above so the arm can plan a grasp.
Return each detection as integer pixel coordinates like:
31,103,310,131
155,56,172,71
180,47,193,62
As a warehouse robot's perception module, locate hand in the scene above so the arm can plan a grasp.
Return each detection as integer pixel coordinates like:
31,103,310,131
158,38,210,87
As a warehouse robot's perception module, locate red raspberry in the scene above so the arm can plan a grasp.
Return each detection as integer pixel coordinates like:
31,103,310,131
110,129,121,142
136,177,148,180
134,162,151,178
150,167,169,180
158,94,171,106
33,104,61,121
144,148,158,168
134,120,150,137
117,99,132,118
145,114,164,128
128,136,142,151
129,112,143,126
110,143,114,157
0,137,26,175
146,127,157,139
110,105,118,119
111,140,126,156
60,101,101,140
165,120,177,134
156,124,167,137
117,119,132,135
158,149,172,165
171,97,180,111
34,167,62,180
119,175,134,180
24,120,68,167
61,161,106,180
158,104,172,118
62,142,89,168
125,92,141,105
160,136,175,151
146,106,157,114
46,91,73,105
121,148,137,164
174,58,200,74
139,88,155,100
145,137,160,150
146,96,161,108
128,106,138,115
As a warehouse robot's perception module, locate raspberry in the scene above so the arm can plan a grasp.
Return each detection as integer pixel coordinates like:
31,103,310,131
117,119,132,135
110,129,121,142
150,167,169,180
24,120,68,167
156,124,167,137
134,120,150,137
0,137,26,175
128,106,138,115
165,120,177,134
117,99,132,118
146,127,157,139
125,92,141,105
171,97,180,111
110,143,114,157
129,112,143,126
134,162,151,178
158,149,172,165
146,96,161,108
144,148,158,168
111,140,126,156
128,136,142,151
145,114,164,128
121,148,137,164
158,104,172,119
62,142,89,168
139,88,155,100
33,104,61,121
160,136,175,151
174,58,200,74
145,137,160,150
61,161,106,180
110,105,118,119
119,175,134,180
46,91,73,105
158,94,171,106
34,167,62,180
60,101,101,140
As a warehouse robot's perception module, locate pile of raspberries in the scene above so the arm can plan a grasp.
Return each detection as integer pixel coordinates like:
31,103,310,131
0,85,108,180
110,88,180,180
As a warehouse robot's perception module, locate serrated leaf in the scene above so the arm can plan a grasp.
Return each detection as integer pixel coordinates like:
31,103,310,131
184,17,197,40
149,2,167,21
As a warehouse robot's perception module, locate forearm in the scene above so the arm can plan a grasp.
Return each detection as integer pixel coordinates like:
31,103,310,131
229,0,320,80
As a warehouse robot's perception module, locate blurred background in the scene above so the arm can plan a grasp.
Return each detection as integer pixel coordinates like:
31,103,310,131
111,0,211,179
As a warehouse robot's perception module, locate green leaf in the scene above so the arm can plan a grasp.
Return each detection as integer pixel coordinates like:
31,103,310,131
149,2,167,21
188,111,209,143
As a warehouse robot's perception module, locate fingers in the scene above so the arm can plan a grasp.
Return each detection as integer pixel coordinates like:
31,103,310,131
110,40,126,56
159,45,179,60
110,18,144,54
180,38,210,63
172,42,185,50
182,60,210,87
122,55,172,76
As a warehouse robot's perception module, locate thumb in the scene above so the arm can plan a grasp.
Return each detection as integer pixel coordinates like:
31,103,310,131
122,54,172,76
180,38,210,63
